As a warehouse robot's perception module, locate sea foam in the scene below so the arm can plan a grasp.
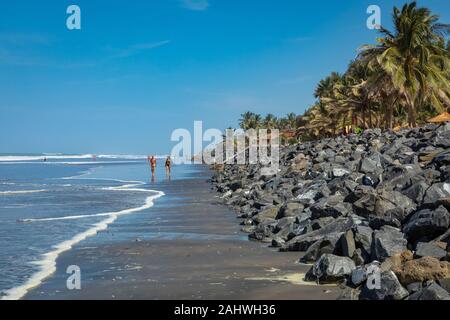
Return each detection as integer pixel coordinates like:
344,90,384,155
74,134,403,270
1,178,164,300
0,189,47,195
0,154,165,162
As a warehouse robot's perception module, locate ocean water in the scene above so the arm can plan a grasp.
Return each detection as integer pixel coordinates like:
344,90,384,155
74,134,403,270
0,154,188,300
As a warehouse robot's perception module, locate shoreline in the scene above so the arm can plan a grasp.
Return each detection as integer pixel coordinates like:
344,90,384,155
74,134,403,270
24,166,339,300
2,169,164,300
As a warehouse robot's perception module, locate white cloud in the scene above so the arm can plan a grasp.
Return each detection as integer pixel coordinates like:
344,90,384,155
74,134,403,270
106,40,171,58
0,33,52,66
180,0,209,11
0,32,52,46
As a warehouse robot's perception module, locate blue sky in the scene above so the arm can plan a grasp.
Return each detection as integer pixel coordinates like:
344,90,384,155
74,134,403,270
0,0,449,154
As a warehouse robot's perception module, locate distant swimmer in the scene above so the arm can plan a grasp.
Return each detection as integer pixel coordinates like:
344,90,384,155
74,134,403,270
165,156,172,177
43,157,47,162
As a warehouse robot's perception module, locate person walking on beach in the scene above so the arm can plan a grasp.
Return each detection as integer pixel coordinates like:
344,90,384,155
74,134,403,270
165,156,172,177
149,156,157,177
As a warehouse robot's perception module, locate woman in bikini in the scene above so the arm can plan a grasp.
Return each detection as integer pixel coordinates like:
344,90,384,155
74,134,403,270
165,156,171,177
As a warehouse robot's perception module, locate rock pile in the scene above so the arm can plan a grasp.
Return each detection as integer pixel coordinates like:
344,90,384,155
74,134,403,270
211,123,450,300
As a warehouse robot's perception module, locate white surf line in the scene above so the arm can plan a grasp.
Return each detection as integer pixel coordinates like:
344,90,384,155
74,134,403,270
3,176,164,300
0,154,94,162
0,189,47,195
0,161,140,165
60,167,95,180
61,168,143,185
20,186,162,223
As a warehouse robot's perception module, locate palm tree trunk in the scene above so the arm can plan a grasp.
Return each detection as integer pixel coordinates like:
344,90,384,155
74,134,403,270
387,104,393,130
404,93,417,127
361,107,366,129
387,96,399,130
383,107,390,130
342,117,346,135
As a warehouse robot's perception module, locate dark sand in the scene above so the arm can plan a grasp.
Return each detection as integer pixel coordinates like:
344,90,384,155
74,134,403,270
25,167,340,300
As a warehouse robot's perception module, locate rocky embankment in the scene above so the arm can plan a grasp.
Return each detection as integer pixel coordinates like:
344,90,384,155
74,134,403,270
211,123,450,300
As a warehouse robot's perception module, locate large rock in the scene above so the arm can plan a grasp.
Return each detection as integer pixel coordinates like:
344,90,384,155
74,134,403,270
299,235,341,263
274,217,296,232
305,254,356,283
360,270,409,300
350,261,381,287
276,202,304,219
380,250,414,268
310,194,352,219
241,225,256,233
248,220,277,242
353,225,373,261
352,248,367,266
289,153,308,172
332,167,351,178
415,242,447,260
403,181,430,204
340,230,356,258
433,150,450,166
437,197,450,211
392,256,450,285
228,180,243,191
350,266,368,287
252,207,279,224
438,278,450,293
273,224,294,241
372,226,408,262
422,183,450,207
345,185,375,204
353,190,415,226
283,231,344,252
260,167,278,177
406,282,423,294
282,216,357,252
294,181,329,205
311,217,335,230
407,281,450,300
403,206,450,242
359,157,381,175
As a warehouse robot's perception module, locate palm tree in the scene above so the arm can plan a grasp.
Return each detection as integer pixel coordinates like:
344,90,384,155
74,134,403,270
360,2,450,127
262,114,278,129
277,117,289,130
251,114,262,129
239,111,255,130
285,113,297,130
239,112,263,130
315,72,341,99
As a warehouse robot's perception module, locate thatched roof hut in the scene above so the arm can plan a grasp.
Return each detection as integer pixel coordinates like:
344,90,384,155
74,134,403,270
281,130,297,139
428,112,450,123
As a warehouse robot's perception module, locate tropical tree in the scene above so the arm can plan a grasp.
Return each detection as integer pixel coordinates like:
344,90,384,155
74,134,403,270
239,112,262,130
240,3,449,141
285,113,298,130
360,2,450,127
262,114,278,129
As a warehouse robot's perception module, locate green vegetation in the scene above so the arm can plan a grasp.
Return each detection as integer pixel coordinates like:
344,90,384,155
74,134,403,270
239,2,449,142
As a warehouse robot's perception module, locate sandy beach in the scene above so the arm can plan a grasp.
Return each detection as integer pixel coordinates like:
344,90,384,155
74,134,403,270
23,166,339,300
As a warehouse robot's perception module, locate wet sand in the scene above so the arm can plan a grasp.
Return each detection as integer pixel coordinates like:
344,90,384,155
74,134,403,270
25,167,340,300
